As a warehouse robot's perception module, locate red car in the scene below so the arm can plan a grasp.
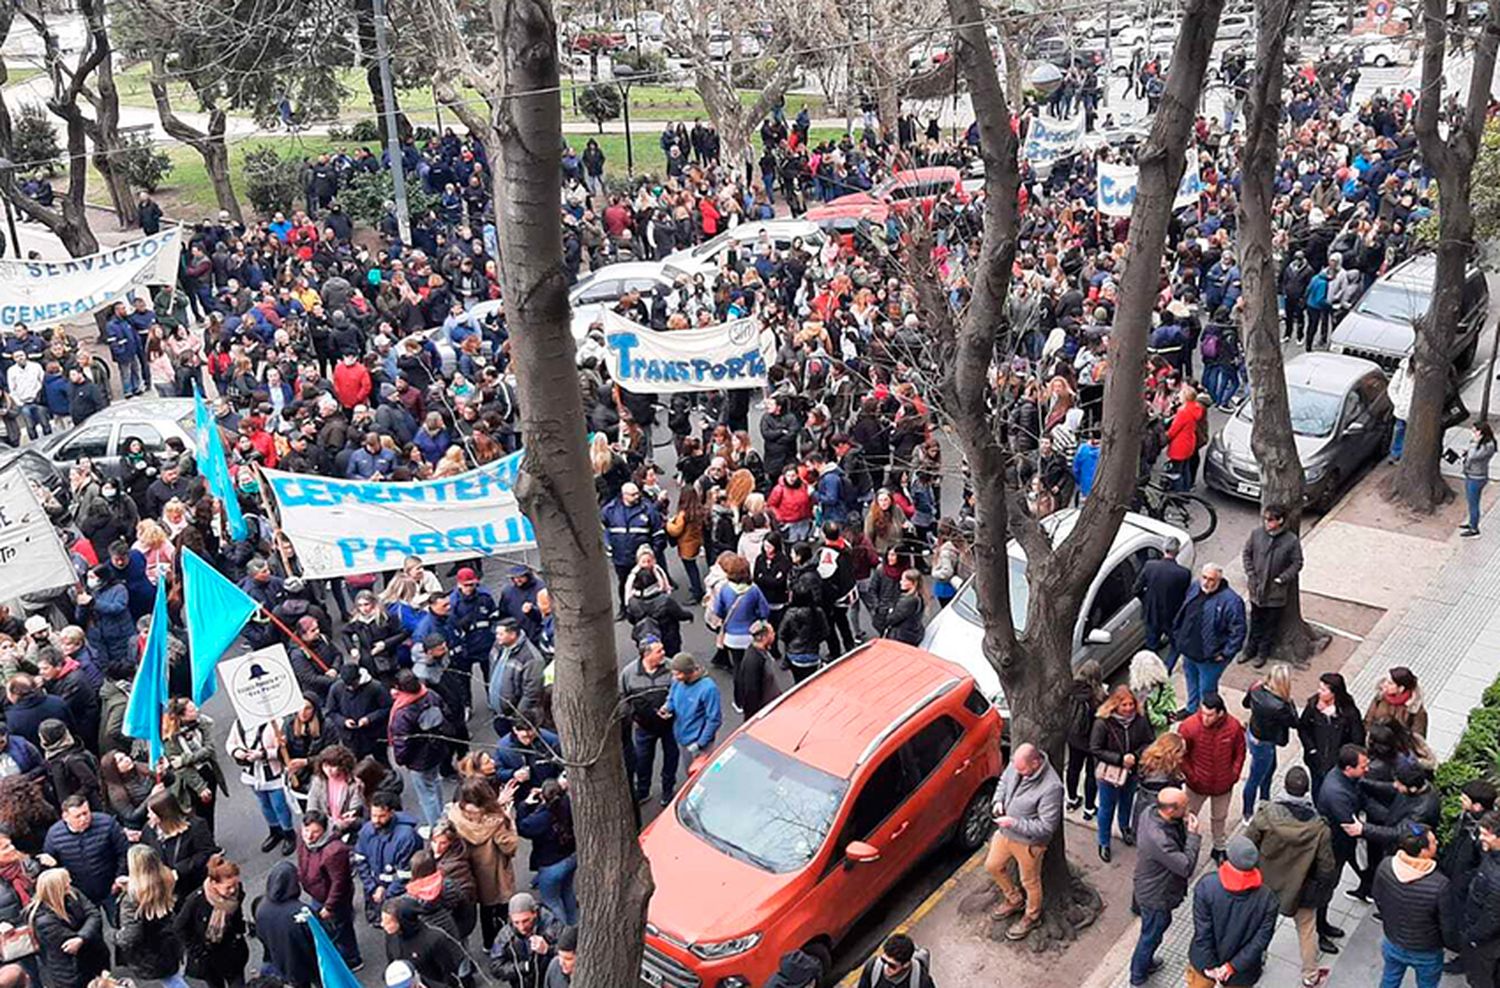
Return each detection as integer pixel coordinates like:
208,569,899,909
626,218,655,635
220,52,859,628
806,165,967,227
639,641,1004,988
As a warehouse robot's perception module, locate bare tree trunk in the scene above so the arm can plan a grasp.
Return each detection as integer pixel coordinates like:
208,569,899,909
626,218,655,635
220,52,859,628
1238,0,1327,664
488,0,653,985
148,54,243,223
1387,0,1500,511
74,0,137,228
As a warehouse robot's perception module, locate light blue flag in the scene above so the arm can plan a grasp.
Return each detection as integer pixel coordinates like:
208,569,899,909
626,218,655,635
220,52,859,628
306,912,362,988
182,547,260,705
193,385,248,541
123,582,170,764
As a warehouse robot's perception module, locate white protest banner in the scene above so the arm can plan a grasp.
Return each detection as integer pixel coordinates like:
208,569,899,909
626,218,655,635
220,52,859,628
1022,113,1086,166
0,228,183,332
0,467,77,600
603,309,775,394
261,450,534,579
1095,153,1205,218
219,644,303,728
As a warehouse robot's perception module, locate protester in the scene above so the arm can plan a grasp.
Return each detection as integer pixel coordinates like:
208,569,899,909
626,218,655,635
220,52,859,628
1178,693,1247,863
1373,824,1451,988
1241,663,1300,821
1090,685,1155,862
1246,766,1339,985
1065,661,1107,819
116,844,188,988
28,869,110,988
174,854,250,988
1170,563,1247,715
1187,835,1280,987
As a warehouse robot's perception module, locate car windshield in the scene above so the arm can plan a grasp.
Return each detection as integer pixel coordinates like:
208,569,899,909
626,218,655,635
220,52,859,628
1237,384,1343,438
676,736,847,874
1354,280,1429,323
949,553,1029,632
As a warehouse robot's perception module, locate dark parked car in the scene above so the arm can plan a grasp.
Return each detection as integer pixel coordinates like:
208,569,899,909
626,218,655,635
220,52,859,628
1204,352,1394,512
1329,254,1489,371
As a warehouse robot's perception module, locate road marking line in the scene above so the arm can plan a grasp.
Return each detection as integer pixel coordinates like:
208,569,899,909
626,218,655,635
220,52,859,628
836,849,987,986
1309,620,1365,643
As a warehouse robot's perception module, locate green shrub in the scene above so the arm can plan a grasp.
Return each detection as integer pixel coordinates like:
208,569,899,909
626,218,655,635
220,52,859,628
242,147,303,218
12,104,61,176
348,119,384,143
578,83,623,132
1482,677,1500,709
118,135,173,193
337,167,439,228
1437,683,1500,843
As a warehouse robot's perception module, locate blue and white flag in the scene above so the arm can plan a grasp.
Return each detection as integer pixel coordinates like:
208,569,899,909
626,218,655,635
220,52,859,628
307,912,362,988
1022,113,1086,166
193,386,248,541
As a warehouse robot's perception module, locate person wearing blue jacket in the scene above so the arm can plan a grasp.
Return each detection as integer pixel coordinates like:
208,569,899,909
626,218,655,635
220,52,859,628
601,484,666,612
0,722,44,778
812,457,853,525
42,361,71,424
449,567,499,678
495,723,563,804
354,791,422,922
664,652,723,771
1303,260,1334,352
78,567,136,670
1170,564,1248,715
1073,435,1102,500
347,432,398,479
104,302,144,396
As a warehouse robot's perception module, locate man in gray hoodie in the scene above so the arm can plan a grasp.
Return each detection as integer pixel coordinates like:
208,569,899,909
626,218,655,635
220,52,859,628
985,742,1064,941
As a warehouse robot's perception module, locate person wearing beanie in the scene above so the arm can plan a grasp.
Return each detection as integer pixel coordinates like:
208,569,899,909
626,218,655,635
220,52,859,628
663,653,722,784
1187,834,1279,986
1373,824,1451,988
1245,766,1339,986
543,925,577,987
489,891,564,988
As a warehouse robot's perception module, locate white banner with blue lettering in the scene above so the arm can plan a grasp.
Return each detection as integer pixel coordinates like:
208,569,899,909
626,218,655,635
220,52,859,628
1022,113,1086,165
261,448,534,578
1095,153,1205,218
0,228,183,332
604,309,775,394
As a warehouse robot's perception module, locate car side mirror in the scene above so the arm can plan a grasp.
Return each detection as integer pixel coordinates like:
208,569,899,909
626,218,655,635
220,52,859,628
1345,420,1365,435
844,840,881,868
1085,628,1113,645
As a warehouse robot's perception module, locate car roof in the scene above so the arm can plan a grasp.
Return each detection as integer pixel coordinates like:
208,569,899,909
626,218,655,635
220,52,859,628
578,261,669,281
84,398,196,422
1379,254,1438,290
1282,351,1384,390
726,219,822,241
744,641,968,778
890,166,961,184
1017,507,1184,557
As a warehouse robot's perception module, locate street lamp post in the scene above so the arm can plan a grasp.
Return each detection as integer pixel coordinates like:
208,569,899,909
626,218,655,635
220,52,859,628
615,63,637,177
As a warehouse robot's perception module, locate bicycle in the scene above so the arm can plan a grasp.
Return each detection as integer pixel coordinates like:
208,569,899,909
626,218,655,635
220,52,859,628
1138,474,1218,543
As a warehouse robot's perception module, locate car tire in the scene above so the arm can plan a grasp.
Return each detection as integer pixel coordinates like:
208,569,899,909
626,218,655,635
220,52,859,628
1374,55,1390,66
1314,468,1343,513
955,780,998,852
801,941,834,985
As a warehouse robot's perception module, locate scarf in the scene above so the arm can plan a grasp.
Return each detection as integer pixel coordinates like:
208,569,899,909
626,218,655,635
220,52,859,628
446,803,514,848
0,858,32,907
1385,688,1413,707
1111,712,1137,728
202,883,241,944
406,870,444,904
40,728,76,762
1218,862,1264,892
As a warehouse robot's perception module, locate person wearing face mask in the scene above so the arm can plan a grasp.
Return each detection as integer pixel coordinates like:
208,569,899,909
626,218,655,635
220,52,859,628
601,483,666,616
77,479,138,563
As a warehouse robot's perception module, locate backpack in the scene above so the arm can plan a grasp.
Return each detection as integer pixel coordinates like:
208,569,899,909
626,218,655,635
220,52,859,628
861,948,930,988
1200,331,1221,361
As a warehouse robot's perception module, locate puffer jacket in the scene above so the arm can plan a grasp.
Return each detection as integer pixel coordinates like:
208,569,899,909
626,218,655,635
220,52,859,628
42,814,129,904
1463,849,1500,946
1373,852,1451,952
33,893,110,988
1134,806,1203,910
1178,710,1247,797
991,754,1064,846
117,891,185,979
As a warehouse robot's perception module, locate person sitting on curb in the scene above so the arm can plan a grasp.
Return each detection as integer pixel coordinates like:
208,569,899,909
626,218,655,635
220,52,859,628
1187,835,1279,987
984,742,1064,941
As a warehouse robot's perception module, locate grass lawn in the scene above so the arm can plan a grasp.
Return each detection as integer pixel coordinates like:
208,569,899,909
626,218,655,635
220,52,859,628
1,66,44,88
111,60,825,127
153,124,850,218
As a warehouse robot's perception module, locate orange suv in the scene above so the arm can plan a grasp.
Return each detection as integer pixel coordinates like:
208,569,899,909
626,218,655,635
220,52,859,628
638,641,1004,988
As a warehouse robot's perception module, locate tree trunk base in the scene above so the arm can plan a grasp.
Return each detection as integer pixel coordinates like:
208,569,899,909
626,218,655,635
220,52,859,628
1381,466,1454,515
1269,617,1330,669
956,864,1103,951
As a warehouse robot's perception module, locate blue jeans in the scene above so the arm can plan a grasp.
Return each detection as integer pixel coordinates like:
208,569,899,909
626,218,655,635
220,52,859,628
1379,939,1444,988
161,972,190,988
631,727,680,800
18,403,52,439
1182,657,1227,713
1204,363,1237,407
535,855,578,925
1466,477,1487,530
1130,907,1174,985
1097,777,1137,848
254,788,294,831
406,766,446,827
1243,736,1277,818
117,359,142,396
1390,418,1406,461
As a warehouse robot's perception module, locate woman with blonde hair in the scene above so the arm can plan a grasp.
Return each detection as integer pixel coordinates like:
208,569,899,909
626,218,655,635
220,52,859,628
589,432,630,504
1129,650,1179,734
1241,662,1300,821
30,868,109,988
433,445,468,478
160,498,191,538
116,844,187,987
1088,684,1155,861
134,519,176,585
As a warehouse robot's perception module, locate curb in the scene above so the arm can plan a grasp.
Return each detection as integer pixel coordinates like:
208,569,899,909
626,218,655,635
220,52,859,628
835,849,987,986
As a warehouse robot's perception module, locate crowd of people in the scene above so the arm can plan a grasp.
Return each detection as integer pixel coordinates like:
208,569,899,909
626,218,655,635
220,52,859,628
0,23,1495,988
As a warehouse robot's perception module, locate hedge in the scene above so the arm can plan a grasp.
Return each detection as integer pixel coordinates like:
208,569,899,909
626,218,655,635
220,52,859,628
1438,679,1500,836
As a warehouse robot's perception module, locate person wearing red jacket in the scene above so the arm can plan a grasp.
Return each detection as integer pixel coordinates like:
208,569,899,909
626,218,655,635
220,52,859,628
332,353,372,410
1166,384,1207,491
297,810,362,968
767,466,815,542
1179,693,1247,863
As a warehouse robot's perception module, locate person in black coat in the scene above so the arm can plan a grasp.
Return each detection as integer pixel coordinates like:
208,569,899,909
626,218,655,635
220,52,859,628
1462,812,1500,988
255,861,317,987
66,367,107,424
143,789,220,904
1133,541,1192,666
1442,781,1497,952
624,579,694,658
1298,672,1366,800
175,854,250,988
1316,743,1368,936
732,623,781,719
1344,761,1441,899
765,949,824,988
4,675,74,749
382,896,473,988
29,868,110,988
325,663,393,761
